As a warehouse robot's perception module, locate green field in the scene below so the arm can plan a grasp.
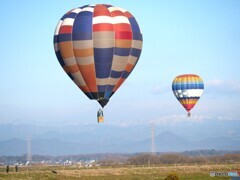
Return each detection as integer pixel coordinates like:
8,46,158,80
0,163,239,180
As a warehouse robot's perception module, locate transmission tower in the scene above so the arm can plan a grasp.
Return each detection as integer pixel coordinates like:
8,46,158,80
27,135,32,164
150,122,156,155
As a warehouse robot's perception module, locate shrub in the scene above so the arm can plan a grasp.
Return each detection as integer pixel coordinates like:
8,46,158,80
165,173,179,180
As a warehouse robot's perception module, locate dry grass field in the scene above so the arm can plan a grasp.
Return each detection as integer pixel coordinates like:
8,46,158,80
0,163,239,179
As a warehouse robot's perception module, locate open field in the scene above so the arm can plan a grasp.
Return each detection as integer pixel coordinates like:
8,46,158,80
0,163,239,180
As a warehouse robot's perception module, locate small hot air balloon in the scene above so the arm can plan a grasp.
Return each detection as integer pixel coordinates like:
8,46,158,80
53,4,143,122
172,74,204,117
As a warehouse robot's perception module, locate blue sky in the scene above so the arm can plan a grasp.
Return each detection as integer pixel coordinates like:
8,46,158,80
0,0,240,126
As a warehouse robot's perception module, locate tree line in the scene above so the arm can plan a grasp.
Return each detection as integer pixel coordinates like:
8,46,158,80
126,153,240,165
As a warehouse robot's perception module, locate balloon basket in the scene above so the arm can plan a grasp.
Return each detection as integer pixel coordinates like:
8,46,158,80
97,109,104,123
97,116,104,123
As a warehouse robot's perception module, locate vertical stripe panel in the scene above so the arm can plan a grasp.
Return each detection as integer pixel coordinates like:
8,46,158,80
72,7,98,96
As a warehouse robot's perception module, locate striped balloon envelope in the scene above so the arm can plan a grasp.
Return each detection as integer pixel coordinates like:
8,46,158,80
54,4,143,108
172,74,204,117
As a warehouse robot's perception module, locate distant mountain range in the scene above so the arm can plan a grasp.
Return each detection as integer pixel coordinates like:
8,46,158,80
0,119,239,156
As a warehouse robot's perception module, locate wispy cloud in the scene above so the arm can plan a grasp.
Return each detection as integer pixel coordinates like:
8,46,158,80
216,116,236,121
151,84,170,94
152,78,240,96
206,78,240,95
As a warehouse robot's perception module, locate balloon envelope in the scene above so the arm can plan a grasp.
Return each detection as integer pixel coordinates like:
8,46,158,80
172,74,204,115
54,4,143,107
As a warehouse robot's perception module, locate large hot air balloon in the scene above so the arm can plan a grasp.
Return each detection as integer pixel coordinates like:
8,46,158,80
172,74,204,117
53,4,143,121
